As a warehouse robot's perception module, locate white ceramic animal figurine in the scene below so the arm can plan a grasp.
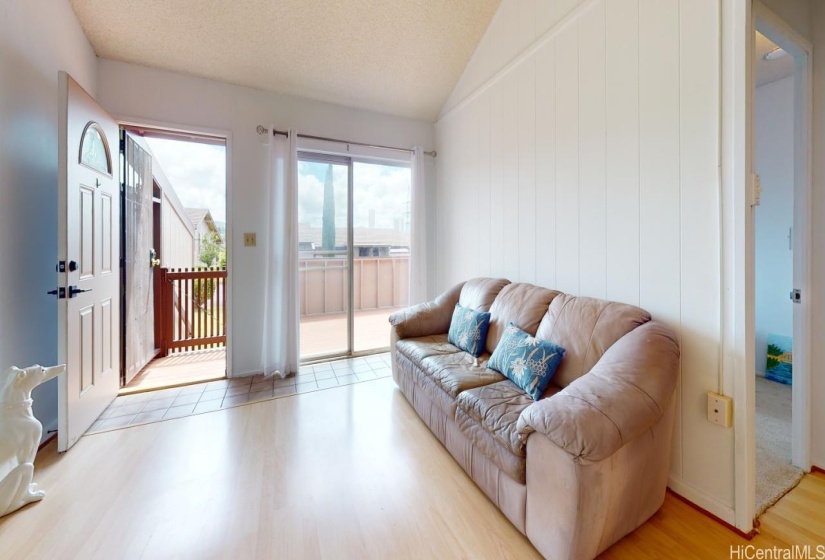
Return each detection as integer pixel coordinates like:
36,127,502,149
0,364,65,517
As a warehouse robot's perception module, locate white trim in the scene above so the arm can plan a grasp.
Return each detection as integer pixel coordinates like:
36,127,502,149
721,0,754,532
752,1,814,471
668,475,737,526
112,114,234,378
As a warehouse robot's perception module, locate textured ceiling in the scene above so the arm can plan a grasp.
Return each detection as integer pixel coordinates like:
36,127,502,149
755,31,795,88
70,0,500,121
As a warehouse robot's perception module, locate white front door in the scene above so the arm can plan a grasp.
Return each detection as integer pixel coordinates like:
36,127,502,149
56,72,121,451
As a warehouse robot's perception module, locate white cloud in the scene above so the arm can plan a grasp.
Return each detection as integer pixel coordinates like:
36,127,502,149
145,137,227,223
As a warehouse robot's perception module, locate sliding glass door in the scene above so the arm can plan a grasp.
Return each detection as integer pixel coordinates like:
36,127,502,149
297,153,411,361
297,155,351,359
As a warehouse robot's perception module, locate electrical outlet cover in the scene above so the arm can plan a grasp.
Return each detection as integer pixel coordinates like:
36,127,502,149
707,391,733,428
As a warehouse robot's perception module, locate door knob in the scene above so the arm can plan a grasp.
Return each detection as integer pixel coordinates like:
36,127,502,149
68,285,92,298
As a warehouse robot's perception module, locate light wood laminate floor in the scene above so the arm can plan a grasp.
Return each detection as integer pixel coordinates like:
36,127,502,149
1,377,823,559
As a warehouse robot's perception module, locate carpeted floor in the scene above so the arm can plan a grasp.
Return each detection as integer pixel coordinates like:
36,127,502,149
755,376,804,516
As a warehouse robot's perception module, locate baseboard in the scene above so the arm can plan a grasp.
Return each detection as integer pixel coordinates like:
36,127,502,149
38,431,57,451
812,465,825,475
667,476,742,532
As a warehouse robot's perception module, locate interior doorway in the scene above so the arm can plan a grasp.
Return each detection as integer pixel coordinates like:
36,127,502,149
119,127,228,394
751,5,812,517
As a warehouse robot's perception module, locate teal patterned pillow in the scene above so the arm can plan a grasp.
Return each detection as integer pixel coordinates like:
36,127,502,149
447,304,491,357
488,323,565,400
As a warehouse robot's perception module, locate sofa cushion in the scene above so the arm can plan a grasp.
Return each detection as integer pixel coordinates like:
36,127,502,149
486,283,561,354
396,334,461,364
455,380,561,483
488,323,566,400
459,277,511,312
535,294,651,389
420,352,504,398
447,304,491,357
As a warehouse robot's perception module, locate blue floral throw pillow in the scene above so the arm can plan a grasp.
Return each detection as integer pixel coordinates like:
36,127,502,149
447,304,491,357
488,323,565,401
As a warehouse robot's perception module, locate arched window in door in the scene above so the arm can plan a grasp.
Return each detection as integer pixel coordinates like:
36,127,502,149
79,122,112,175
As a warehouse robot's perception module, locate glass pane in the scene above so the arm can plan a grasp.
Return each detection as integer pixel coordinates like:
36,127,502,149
298,160,350,359
80,123,110,174
353,162,411,353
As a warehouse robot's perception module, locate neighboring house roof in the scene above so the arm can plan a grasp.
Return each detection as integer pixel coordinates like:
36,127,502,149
187,208,223,244
298,223,409,249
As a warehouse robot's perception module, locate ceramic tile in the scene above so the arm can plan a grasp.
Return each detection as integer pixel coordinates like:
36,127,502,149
131,409,167,425
225,385,251,397
296,380,317,393
205,379,232,390
193,399,223,414
103,403,145,418
199,388,226,402
274,377,296,388
248,389,273,402
178,384,207,396
314,369,335,380
316,377,339,390
140,397,177,412
163,404,197,419
172,393,201,407
222,393,251,408
273,385,296,397
228,377,253,387
336,374,358,385
250,380,274,393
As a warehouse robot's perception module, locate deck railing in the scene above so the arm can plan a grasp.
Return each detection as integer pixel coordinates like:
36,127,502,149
158,267,227,356
299,255,409,316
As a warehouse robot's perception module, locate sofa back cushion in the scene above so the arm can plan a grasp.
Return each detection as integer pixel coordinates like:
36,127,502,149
486,283,561,354
459,277,511,312
535,294,650,389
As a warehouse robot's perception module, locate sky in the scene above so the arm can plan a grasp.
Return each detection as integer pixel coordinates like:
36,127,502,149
297,160,411,230
145,137,227,223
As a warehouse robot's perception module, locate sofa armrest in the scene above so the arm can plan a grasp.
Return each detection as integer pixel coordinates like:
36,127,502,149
517,321,679,462
388,281,465,339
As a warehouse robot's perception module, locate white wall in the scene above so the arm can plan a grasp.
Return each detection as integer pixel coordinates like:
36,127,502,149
96,59,435,376
759,0,811,42
754,76,794,375
0,0,98,440
161,192,196,270
435,0,733,520
810,0,825,470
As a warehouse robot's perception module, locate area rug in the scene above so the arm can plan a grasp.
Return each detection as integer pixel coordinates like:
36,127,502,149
755,376,804,516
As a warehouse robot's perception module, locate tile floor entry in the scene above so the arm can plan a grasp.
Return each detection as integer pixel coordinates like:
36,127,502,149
87,353,393,434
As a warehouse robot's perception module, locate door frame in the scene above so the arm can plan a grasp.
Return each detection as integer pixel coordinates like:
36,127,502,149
753,0,814,473
735,0,814,529
115,115,234,378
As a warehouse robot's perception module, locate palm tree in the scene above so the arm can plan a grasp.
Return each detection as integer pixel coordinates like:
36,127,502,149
322,164,335,253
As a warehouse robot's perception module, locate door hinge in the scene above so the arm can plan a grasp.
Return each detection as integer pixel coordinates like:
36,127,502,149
790,289,801,304
749,173,762,207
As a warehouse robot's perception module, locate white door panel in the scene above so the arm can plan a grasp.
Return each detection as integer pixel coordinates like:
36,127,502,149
57,72,121,451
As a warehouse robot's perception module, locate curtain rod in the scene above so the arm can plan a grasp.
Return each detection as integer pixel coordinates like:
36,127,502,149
255,125,436,157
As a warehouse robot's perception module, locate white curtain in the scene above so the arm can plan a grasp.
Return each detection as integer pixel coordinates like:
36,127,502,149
260,129,299,378
409,147,428,304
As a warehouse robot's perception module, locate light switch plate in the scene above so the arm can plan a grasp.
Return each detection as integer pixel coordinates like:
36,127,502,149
244,232,256,247
707,391,733,428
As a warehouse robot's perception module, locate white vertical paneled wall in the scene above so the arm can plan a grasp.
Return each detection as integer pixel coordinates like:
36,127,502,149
435,0,732,519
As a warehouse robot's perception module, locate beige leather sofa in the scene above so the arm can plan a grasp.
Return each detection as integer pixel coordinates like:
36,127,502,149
388,278,679,560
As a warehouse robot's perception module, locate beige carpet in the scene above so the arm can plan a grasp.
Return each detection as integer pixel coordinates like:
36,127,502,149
755,376,804,516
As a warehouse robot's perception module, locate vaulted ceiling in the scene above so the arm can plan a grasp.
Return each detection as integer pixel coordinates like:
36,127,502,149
70,0,500,121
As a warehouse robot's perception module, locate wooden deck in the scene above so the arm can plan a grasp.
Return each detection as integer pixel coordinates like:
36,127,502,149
122,349,226,394
300,308,399,358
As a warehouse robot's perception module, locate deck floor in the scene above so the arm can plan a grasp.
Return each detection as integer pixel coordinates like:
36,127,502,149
122,308,397,393
300,307,399,358
123,349,226,394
